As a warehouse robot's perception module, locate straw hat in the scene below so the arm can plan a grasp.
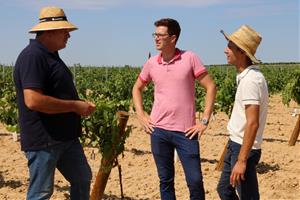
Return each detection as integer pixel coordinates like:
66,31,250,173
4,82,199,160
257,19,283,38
29,6,78,33
221,25,262,64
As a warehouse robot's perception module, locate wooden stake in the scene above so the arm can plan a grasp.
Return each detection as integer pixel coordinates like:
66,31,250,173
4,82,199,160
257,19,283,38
215,141,228,171
117,161,124,199
90,111,130,200
288,114,300,146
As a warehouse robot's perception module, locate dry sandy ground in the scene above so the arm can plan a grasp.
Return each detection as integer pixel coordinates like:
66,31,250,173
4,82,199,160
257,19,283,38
0,95,299,200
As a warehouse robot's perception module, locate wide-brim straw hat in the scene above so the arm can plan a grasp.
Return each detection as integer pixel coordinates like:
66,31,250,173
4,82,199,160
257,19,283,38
221,25,262,64
29,6,78,33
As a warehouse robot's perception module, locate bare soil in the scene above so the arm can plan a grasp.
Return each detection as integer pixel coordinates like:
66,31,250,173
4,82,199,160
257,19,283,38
0,95,299,200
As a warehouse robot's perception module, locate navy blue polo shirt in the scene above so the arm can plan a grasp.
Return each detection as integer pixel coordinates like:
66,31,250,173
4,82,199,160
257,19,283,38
14,39,82,151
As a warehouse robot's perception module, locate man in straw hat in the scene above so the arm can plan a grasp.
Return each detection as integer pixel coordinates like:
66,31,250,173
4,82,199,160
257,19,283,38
217,25,268,199
132,18,216,199
14,6,95,200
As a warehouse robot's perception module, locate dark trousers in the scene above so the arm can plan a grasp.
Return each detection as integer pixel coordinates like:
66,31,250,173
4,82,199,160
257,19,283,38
151,127,205,200
217,140,261,200
25,139,92,200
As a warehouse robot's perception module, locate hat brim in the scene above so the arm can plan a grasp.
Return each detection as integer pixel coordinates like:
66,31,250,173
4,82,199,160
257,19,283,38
29,21,78,33
220,30,261,64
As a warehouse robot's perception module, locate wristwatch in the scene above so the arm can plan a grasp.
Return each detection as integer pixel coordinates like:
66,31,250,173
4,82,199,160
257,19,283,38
200,118,209,126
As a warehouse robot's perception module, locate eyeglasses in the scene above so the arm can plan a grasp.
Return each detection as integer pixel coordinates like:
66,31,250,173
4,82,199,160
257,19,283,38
152,33,170,38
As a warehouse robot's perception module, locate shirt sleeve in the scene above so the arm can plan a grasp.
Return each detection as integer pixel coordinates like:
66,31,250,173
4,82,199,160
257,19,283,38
19,53,48,90
241,78,261,106
139,59,152,84
190,52,207,78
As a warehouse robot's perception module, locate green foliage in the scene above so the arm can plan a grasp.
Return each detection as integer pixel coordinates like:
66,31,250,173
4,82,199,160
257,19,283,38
195,84,206,113
282,70,300,106
215,75,236,116
0,65,19,131
209,66,237,116
0,90,18,128
81,96,131,160
141,83,154,113
0,62,299,160
261,64,298,94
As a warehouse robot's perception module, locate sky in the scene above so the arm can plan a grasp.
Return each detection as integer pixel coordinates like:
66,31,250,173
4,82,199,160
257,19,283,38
0,0,299,67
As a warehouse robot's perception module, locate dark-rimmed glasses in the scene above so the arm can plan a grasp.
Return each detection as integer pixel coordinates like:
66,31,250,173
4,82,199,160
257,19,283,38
152,33,169,38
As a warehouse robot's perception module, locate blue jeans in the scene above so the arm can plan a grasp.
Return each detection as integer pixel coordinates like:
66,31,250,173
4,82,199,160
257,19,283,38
217,140,261,200
25,139,92,200
151,127,205,200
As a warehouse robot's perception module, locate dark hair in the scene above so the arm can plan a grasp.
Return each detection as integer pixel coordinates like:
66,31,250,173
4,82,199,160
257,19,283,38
36,31,45,37
154,18,181,43
230,41,253,65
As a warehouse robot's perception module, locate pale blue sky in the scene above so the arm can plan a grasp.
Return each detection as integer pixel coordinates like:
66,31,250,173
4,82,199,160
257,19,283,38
0,0,299,67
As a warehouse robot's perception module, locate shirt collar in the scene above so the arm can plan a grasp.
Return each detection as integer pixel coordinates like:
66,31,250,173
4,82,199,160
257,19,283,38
237,65,259,84
29,39,59,57
157,48,182,64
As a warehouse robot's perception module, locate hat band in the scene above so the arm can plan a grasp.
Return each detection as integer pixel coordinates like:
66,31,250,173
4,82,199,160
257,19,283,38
39,16,68,23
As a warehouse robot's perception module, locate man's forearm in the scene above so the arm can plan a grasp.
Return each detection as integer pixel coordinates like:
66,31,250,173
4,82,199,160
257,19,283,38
132,90,145,116
33,96,77,114
26,94,78,114
202,84,217,120
132,80,147,116
24,88,79,114
238,122,258,161
238,105,260,161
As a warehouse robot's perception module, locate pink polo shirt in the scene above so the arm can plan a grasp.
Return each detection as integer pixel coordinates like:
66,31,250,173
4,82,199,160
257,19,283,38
139,49,207,132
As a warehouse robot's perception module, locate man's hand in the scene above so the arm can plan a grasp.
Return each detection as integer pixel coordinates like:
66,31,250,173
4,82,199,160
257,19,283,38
230,159,247,187
75,101,96,117
136,112,154,134
185,123,207,140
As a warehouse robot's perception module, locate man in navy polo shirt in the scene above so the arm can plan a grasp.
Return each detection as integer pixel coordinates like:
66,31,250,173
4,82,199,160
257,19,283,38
14,7,96,200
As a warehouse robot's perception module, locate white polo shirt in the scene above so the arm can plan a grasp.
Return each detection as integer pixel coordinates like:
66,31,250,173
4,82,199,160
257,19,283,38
228,65,269,149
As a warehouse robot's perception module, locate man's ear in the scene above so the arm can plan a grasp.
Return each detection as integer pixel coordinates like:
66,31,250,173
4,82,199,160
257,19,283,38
171,35,177,43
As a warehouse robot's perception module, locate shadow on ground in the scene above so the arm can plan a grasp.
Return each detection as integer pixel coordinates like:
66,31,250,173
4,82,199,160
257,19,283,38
54,182,150,200
103,194,150,200
126,148,151,156
0,171,23,189
201,158,219,164
257,161,280,174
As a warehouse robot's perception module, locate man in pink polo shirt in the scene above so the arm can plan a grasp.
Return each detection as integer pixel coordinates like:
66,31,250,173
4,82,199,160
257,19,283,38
132,18,216,200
